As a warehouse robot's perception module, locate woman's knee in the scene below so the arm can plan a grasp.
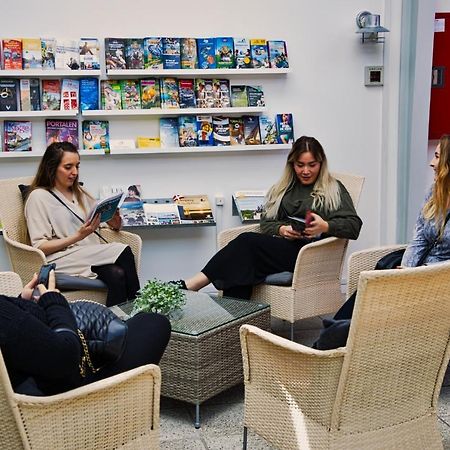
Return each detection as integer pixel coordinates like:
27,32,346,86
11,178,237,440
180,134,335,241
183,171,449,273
129,312,171,341
231,232,261,246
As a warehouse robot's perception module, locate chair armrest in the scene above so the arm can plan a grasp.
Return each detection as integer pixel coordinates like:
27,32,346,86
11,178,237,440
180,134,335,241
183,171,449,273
240,325,345,425
98,229,142,272
0,272,23,296
218,223,260,249
12,364,161,449
291,237,348,290
346,244,408,297
2,231,46,285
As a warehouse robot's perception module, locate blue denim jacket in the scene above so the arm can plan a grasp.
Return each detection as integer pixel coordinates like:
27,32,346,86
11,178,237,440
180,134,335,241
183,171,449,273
401,188,450,267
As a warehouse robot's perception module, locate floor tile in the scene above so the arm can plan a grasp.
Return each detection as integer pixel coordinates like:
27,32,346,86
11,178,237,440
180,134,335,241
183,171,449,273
160,437,206,449
438,418,450,449
160,407,200,440
203,431,275,449
190,402,244,437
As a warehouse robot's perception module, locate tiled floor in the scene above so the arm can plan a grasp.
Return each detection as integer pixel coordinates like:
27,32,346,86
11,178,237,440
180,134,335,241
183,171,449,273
159,316,450,449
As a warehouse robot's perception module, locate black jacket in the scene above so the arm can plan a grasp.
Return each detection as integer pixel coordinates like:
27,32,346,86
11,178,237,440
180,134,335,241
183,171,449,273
0,292,82,395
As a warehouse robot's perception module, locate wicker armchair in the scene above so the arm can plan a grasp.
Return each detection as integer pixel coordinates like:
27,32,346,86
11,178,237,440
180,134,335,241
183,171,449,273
0,271,161,450
218,173,365,338
240,261,450,449
0,176,142,304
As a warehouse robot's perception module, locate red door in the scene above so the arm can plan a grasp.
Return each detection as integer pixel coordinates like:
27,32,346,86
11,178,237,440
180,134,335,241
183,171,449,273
429,13,450,139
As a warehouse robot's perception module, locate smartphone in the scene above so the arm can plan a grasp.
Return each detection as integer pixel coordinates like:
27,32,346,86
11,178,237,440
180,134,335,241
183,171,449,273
288,210,313,233
287,215,307,232
32,263,56,298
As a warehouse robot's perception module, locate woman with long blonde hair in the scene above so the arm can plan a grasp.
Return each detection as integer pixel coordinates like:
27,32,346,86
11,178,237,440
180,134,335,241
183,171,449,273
315,135,450,350
174,136,362,299
402,134,450,266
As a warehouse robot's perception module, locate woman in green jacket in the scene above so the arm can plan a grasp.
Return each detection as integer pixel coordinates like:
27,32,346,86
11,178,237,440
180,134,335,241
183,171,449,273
177,136,363,299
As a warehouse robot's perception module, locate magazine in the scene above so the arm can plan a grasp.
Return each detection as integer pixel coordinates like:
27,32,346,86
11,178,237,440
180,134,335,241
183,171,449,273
232,190,266,222
174,195,215,224
143,199,181,226
88,192,124,222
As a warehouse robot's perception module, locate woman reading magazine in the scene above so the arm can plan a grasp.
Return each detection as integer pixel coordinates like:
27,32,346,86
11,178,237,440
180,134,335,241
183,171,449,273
24,142,140,306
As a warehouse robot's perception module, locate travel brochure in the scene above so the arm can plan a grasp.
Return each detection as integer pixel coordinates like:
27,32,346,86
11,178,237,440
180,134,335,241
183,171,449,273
232,190,266,222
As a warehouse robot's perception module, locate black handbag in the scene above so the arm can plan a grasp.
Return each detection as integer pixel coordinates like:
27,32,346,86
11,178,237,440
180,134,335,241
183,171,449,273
69,301,128,369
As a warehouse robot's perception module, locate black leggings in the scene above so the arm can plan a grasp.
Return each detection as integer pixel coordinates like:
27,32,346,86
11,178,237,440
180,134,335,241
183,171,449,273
91,312,171,382
92,246,140,307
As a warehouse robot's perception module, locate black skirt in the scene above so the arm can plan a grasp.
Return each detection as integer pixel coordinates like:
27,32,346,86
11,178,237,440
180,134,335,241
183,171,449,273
202,232,308,299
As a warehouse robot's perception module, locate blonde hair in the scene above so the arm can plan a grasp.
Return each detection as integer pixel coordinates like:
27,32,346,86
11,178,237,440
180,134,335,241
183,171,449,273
264,136,341,218
423,134,450,237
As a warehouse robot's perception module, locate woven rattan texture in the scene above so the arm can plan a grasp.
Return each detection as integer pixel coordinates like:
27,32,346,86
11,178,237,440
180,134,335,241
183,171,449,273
0,177,142,305
218,173,364,322
240,262,450,449
0,272,161,449
346,244,408,296
160,309,270,404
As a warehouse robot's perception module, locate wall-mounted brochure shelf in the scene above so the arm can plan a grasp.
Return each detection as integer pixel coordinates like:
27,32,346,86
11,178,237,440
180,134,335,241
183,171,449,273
108,144,291,156
0,110,78,119
0,149,109,159
106,68,290,79
123,221,216,229
82,106,266,119
0,70,101,78
0,144,289,159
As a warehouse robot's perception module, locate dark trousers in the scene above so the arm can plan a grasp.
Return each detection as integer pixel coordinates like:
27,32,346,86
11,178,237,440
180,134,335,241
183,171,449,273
202,232,308,299
92,246,140,306
91,312,171,381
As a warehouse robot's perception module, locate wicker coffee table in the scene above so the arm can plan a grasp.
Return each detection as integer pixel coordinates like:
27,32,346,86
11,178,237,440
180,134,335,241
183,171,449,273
113,291,270,427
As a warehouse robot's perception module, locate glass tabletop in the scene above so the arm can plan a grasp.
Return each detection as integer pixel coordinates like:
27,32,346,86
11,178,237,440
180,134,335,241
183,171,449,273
110,291,269,336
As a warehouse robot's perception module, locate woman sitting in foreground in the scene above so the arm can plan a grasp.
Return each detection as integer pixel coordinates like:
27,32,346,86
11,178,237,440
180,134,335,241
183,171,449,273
0,270,170,396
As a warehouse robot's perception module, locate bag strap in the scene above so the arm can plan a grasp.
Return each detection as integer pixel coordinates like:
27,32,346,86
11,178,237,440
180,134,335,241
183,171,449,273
48,190,108,244
417,210,450,266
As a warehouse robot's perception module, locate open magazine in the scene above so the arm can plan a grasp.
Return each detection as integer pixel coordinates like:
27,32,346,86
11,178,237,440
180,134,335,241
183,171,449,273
88,192,124,222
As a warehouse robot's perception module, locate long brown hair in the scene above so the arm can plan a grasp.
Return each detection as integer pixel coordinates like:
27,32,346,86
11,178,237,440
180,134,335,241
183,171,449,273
264,136,340,218
423,134,450,236
29,142,91,210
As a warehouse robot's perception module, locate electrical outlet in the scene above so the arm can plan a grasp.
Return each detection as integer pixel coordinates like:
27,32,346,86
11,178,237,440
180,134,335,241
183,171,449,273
215,195,225,206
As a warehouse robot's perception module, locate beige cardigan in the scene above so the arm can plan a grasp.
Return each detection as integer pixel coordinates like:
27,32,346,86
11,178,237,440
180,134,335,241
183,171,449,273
25,188,126,278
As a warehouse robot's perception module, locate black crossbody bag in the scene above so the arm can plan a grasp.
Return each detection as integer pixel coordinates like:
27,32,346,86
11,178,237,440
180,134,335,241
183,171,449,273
48,190,108,244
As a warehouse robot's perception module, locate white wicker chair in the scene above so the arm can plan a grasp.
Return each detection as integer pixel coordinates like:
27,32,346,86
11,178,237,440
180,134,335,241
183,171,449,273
0,271,161,450
240,261,450,449
218,173,365,338
0,176,142,304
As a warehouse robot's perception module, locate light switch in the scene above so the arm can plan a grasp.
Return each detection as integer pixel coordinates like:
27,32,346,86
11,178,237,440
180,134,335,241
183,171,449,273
365,66,384,86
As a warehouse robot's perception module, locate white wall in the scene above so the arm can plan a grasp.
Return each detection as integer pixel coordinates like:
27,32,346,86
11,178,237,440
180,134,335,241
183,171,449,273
0,0,392,283
436,0,450,11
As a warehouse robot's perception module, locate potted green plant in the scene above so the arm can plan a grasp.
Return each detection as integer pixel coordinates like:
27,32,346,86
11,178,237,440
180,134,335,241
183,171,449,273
132,279,186,317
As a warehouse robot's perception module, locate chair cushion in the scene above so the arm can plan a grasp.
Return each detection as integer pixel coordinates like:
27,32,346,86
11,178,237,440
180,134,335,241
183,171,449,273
264,271,293,286
18,184,30,202
55,273,107,291
18,182,84,202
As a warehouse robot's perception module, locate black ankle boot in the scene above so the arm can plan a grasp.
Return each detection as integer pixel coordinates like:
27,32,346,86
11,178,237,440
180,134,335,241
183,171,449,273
168,280,187,290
